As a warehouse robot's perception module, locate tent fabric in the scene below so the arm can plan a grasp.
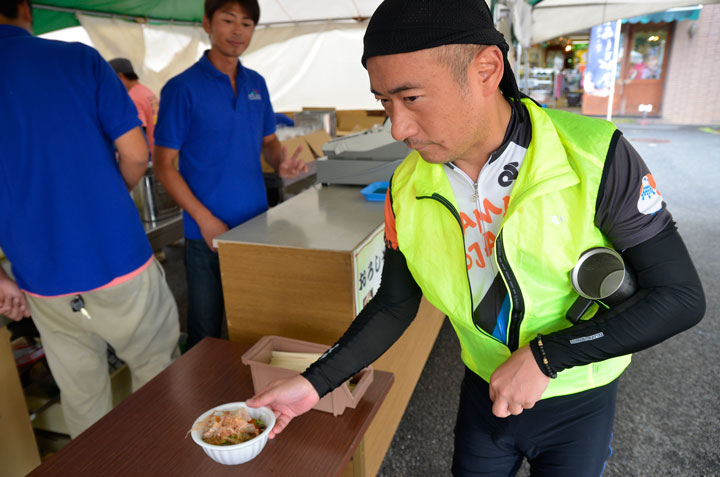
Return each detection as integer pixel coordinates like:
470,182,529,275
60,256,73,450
31,1,719,110
31,0,382,35
244,23,379,111
33,8,80,34
76,14,209,97
527,1,719,45
32,1,720,41
623,5,702,23
52,17,377,112
33,0,202,35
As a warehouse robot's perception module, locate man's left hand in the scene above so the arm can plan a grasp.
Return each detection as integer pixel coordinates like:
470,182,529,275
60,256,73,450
488,345,549,418
0,275,31,321
277,145,308,178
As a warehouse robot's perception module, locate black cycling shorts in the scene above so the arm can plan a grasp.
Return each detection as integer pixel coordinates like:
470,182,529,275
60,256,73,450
452,367,618,477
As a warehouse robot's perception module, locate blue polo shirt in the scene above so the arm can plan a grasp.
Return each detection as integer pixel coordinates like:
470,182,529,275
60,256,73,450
0,25,151,296
154,52,276,240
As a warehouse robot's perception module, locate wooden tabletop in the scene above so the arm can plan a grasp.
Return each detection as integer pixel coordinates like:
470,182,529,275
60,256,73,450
28,337,393,476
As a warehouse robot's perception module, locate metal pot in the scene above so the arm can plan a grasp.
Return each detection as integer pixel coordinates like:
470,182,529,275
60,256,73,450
131,165,180,223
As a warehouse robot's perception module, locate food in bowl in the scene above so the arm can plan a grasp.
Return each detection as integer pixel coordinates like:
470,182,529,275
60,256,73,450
190,402,276,465
199,407,266,446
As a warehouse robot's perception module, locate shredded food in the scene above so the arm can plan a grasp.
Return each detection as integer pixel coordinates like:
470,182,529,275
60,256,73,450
195,407,266,446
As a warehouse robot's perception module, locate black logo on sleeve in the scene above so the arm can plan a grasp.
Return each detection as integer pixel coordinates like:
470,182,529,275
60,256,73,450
498,162,519,187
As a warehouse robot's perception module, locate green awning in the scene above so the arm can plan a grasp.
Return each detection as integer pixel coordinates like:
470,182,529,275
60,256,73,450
623,6,701,24
32,1,204,35
33,8,79,35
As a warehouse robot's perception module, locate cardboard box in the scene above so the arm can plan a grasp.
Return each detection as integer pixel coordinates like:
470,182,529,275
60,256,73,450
241,335,373,416
0,327,41,476
261,136,316,173
304,129,332,158
336,110,386,136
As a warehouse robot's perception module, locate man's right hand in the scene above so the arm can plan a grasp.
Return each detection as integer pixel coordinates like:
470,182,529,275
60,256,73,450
197,214,229,252
246,375,320,439
0,275,30,321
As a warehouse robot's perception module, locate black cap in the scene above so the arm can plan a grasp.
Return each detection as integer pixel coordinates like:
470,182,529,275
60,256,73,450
361,0,521,101
108,58,135,75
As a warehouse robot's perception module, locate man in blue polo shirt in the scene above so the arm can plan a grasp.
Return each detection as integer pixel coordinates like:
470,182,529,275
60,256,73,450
0,0,180,438
154,0,306,349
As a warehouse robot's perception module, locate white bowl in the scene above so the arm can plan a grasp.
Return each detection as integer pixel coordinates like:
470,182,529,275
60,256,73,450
190,402,276,465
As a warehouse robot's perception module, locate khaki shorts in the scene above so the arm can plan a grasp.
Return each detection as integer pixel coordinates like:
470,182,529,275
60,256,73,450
27,258,180,438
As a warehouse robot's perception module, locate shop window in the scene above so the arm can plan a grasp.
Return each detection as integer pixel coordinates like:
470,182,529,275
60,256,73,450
627,29,667,80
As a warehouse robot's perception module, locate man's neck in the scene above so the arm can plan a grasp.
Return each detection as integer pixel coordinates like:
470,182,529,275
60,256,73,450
453,94,513,181
0,18,31,32
207,48,239,79
123,78,139,91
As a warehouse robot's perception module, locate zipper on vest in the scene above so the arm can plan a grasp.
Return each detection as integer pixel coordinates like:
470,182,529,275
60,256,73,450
496,231,525,351
418,193,475,314
418,192,499,341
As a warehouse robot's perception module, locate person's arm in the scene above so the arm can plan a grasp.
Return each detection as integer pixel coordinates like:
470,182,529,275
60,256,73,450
0,267,30,321
532,221,704,369
488,133,705,418
153,145,227,251
261,134,308,178
91,48,144,187
248,245,422,437
115,126,149,189
248,188,422,436
537,133,705,368
302,246,423,394
488,223,703,418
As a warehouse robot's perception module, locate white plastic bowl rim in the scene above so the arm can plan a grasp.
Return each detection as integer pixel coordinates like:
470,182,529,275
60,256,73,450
190,402,275,451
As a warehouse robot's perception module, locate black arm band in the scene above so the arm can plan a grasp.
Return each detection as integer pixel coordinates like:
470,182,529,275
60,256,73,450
539,222,705,372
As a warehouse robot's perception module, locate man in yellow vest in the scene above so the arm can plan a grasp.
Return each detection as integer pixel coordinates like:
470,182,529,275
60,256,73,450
248,1,705,475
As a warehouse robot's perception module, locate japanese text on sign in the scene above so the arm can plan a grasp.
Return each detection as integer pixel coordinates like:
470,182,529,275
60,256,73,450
584,22,619,97
353,226,385,315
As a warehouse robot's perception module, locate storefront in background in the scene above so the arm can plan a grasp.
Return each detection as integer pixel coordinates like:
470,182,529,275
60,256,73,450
582,6,702,118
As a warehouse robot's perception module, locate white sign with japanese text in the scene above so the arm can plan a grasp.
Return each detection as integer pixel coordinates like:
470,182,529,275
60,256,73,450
584,21,620,97
353,225,385,315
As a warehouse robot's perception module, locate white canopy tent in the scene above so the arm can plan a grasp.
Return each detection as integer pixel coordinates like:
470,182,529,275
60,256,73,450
38,0,718,111
525,0,719,46
41,15,380,111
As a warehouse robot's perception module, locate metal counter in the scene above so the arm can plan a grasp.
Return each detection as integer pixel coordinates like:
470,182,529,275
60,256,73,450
214,184,385,251
143,213,183,251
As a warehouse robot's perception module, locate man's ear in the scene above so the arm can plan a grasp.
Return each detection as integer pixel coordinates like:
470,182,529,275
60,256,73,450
470,46,504,97
202,15,211,34
19,0,33,28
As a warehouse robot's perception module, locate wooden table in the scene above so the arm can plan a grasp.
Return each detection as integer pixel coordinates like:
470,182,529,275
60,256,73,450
28,338,393,476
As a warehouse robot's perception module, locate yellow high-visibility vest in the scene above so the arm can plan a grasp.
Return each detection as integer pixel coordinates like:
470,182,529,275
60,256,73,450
390,99,631,398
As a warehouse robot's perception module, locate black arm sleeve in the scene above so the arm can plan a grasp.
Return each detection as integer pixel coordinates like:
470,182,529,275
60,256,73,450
531,221,705,372
301,246,422,397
